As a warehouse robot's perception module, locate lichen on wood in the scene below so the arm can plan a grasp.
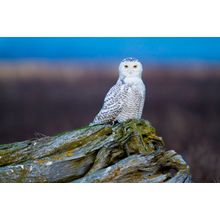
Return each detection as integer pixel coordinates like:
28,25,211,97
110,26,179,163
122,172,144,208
0,119,192,183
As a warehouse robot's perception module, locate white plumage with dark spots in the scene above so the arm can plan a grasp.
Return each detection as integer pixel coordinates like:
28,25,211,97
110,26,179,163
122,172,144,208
91,58,146,125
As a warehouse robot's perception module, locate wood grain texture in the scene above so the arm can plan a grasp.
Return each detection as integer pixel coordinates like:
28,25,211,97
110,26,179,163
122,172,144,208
0,119,192,183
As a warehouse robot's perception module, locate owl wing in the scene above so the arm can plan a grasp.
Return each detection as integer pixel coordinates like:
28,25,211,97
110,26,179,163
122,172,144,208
91,81,129,125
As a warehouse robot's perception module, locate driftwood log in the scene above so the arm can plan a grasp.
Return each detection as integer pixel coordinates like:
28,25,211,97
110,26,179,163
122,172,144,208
0,119,192,183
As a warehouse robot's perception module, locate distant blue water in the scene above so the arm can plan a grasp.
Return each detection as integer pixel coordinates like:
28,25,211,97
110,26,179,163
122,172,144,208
0,37,220,63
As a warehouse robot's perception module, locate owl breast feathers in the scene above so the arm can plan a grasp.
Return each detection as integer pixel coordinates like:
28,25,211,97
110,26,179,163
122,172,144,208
91,78,146,125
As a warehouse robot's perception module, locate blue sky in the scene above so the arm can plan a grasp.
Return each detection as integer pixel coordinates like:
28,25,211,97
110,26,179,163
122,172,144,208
0,37,220,63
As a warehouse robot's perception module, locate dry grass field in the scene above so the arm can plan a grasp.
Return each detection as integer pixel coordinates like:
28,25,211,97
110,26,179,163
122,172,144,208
0,61,220,182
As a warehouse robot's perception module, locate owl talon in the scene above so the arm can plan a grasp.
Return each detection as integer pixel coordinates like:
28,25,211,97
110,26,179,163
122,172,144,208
112,120,119,126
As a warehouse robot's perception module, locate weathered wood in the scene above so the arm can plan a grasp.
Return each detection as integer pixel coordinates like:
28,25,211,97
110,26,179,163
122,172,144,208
0,119,192,183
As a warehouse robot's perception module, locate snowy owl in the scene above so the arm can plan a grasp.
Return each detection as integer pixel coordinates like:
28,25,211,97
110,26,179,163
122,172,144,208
91,57,146,125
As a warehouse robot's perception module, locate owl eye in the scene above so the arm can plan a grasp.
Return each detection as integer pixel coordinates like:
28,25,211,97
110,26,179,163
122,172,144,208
133,65,137,68
124,65,128,68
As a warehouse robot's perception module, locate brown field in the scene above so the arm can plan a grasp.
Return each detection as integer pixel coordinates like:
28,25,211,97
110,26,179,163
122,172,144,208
0,61,220,182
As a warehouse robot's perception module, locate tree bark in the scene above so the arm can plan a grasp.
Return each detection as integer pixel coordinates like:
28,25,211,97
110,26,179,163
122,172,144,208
0,119,192,183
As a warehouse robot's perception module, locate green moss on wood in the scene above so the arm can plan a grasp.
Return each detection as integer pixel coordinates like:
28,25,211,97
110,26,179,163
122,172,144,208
0,119,191,183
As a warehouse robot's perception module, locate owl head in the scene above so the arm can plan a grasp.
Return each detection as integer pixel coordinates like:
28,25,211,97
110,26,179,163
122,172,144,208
119,57,143,78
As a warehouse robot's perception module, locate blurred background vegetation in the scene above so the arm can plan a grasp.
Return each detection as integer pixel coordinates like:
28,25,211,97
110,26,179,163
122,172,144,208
0,37,220,182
